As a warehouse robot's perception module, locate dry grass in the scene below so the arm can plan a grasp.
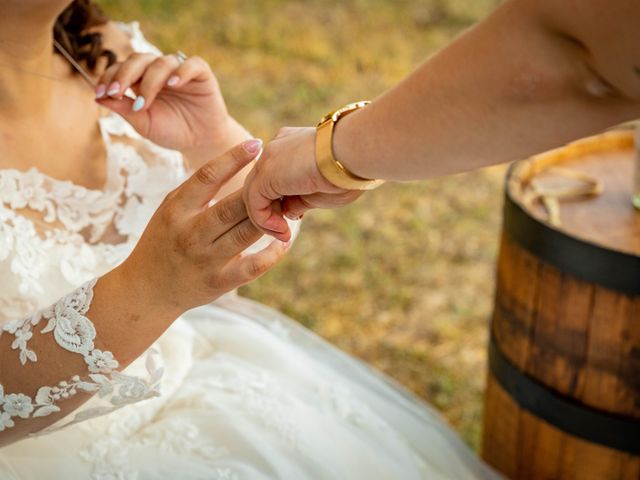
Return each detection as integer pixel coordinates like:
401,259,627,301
101,0,505,450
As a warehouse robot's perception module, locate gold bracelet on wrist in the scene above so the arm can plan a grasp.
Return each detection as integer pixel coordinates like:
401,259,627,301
315,101,384,191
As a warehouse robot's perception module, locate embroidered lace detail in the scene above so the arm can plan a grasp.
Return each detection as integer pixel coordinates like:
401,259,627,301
0,279,163,433
0,168,119,242
3,278,101,364
79,417,237,480
200,365,301,448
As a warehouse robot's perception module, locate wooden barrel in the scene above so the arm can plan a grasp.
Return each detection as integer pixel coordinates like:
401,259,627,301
481,130,640,480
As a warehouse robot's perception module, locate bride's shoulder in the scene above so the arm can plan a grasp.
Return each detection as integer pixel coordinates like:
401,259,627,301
91,21,161,61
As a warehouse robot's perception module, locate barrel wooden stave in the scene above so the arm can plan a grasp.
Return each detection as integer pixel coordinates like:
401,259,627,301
483,238,640,479
483,131,640,479
491,233,640,418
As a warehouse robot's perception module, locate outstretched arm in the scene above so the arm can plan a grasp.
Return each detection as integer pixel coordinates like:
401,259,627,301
0,141,288,446
243,0,640,241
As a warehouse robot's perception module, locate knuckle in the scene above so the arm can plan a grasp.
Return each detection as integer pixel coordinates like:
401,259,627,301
162,188,179,205
229,144,246,164
232,224,257,246
206,274,228,292
213,200,237,225
195,162,220,186
157,55,175,68
188,55,205,67
246,257,269,279
161,205,181,226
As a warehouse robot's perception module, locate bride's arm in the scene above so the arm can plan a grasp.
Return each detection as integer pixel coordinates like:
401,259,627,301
0,266,175,446
0,142,288,446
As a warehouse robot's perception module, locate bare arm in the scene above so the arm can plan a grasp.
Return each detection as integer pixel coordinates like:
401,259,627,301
334,0,640,180
243,0,640,240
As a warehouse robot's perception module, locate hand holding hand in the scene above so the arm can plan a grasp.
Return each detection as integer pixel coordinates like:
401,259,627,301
121,139,289,315
243,127,363,242
95,52,246,161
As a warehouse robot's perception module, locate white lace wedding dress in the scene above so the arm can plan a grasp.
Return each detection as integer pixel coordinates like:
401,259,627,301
0,23,501,480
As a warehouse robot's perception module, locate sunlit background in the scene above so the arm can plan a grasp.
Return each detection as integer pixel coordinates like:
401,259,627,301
102,0,504,449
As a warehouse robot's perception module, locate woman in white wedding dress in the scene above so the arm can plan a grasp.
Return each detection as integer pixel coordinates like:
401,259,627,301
0,1,500,479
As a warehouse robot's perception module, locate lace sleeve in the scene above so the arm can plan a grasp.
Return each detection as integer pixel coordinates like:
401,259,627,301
0,278,163,439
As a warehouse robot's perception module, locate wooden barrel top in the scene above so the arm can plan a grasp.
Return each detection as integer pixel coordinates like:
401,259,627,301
508,130,640,257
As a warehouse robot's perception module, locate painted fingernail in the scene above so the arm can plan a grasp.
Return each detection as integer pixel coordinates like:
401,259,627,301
132,95,145,112
243,139,263,155
95,84,106,99
167,75,179,87
107,81,120,97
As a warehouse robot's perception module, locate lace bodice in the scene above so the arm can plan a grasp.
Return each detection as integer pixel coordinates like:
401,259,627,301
0,111,187,315
0,22,188,435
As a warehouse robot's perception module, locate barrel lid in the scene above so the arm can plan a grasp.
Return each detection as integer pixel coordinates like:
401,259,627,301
505,130,640,295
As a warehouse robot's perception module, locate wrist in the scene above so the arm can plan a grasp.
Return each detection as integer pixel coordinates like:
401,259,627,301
88,265,181,364
331,107,377,181
106,262,184,321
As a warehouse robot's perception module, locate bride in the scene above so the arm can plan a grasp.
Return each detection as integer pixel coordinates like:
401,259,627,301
0,1,499,478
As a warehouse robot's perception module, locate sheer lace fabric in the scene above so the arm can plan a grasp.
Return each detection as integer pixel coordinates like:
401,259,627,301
0,22,501,480
0,23,187,432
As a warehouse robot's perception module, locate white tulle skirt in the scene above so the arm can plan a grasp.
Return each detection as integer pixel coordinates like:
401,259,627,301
0,294,501,480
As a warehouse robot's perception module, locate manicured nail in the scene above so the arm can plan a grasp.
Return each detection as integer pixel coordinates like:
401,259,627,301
243,139,263,155
284,212,300,221
95,84,106,99
167,75,179,87
107,82,120,97
132,95,145,112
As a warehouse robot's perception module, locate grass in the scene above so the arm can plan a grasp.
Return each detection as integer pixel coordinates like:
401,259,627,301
101,0,505,450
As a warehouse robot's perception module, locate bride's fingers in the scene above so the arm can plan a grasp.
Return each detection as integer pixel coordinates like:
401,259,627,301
193,190,248,243
166,56,212,88
211,218,263,259
175,139,263,211
96,53,157,99
95,61,122,98
135,55,183,111
98,92,139,114
222,238,289,286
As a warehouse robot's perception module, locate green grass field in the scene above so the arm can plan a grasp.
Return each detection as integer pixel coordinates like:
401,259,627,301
101,0,504,449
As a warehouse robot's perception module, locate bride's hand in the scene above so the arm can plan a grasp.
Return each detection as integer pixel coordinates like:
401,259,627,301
94,51,246,161
120,139,289,314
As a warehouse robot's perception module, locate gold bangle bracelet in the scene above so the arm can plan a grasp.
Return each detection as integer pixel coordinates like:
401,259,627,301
315,101,384,191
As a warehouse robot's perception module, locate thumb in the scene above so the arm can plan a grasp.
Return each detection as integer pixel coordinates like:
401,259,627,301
96,97,149,133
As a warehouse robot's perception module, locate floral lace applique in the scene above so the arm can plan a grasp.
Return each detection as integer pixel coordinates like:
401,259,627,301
79,417,237,480
0,279,163,434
